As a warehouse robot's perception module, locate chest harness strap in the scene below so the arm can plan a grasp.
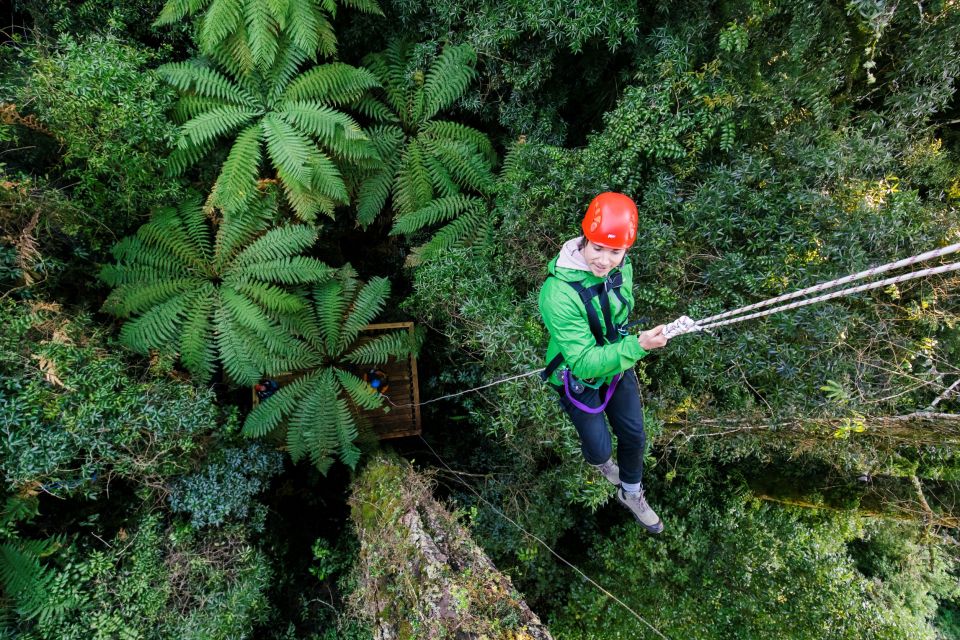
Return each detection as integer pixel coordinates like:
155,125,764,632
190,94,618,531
540,271,646,413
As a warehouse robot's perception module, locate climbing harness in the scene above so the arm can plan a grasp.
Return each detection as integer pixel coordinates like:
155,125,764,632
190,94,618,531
387,243,960,411
539,269,646,412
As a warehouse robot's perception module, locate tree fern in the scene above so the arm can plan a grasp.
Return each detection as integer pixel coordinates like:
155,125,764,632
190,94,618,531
243,266,417,472
100,192,332,385
356,39,496,259
160,41,380,221
154,0,383,75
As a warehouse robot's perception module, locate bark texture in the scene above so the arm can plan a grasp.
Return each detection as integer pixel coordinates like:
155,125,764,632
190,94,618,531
350,456,554,640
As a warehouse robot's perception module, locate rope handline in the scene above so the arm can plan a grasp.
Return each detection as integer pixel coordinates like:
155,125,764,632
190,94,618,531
694,242,960,327
689,260,960,334
383,247,960,409
417,434,672,640
384,370,541,409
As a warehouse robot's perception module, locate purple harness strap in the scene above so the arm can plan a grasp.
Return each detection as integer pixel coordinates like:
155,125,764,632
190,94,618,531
561,370,622,414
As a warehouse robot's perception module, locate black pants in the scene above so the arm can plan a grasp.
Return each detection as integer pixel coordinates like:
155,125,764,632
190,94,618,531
553,368,645,485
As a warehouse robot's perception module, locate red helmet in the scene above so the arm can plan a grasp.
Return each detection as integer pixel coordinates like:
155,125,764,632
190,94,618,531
581,192,638,250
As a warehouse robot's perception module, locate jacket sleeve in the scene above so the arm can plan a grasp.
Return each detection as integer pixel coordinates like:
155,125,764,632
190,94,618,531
539,280,647,380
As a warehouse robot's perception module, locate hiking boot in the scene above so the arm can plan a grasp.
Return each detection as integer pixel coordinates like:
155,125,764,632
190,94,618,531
591,459,620,486
616,487,664,534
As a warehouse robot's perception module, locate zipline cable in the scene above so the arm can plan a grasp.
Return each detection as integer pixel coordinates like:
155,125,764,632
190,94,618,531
665,259,960,338
693,242,960,327
385,246,960,408
417,434,673,640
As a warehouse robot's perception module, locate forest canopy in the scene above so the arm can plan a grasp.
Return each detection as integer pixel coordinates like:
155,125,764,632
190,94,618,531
1,0,959,638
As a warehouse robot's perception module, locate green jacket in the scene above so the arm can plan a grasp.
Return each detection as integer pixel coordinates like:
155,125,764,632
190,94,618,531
538,241,647,386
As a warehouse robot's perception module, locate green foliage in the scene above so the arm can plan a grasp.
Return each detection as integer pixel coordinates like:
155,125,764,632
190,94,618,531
2,512,273,639
552,474,953,639
370,0,647,141
168,443,284,530
0,299,219,494
100,192,333,384
154,0,382,75
357,40,495,259
159,44,379,221
243,266,418,472
7,35,181,237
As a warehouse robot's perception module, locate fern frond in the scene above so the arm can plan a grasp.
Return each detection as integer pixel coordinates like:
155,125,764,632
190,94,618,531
339,0,382,15
423,153,459,199
229,224,318,269
355,165,394,227
230,281,308,314
261,113,319,186
277,173,324,222
198,0,244,54
178,105,259,150
420,44,476,122
278,101,363,151
343,330,413,364
307,153,350,202
158,61,254,105
334,394,361,468
313,276,346,353
416,201,488,262
351,95,397,123
390,195,480,235
334,367,385,410
177,197,214,262
210,25,257,78
119,292,192,354
101,279,202,318
283,63,379,104
136,210,210,271
0,541,54,621
230,256,334,284
179,285,217,382
210,123,263,213
425,137,495,194
154,0,210,25
423,120,496,167
285,0,324,58
267,36,311,99
214,300,267,385
244,0,282,70
215,195,274,270
379,39,413,118
337,276,390,353
394,139,434,216
243,369,320,437
165,137,217,176
172,95,225,121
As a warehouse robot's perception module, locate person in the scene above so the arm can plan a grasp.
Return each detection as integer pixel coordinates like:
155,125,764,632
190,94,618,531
538,192,669,534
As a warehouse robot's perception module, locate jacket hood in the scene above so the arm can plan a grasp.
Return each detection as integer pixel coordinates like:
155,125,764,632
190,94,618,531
548,237,591,280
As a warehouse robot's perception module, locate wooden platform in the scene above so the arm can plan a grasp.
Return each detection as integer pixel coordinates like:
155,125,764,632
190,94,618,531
354,322,422,440
252,322,421,440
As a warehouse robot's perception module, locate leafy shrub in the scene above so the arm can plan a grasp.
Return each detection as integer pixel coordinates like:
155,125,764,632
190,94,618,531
168,443,284,531
0,299,219,494
11,35,181,238
4,512,273,639
552,474,954,639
